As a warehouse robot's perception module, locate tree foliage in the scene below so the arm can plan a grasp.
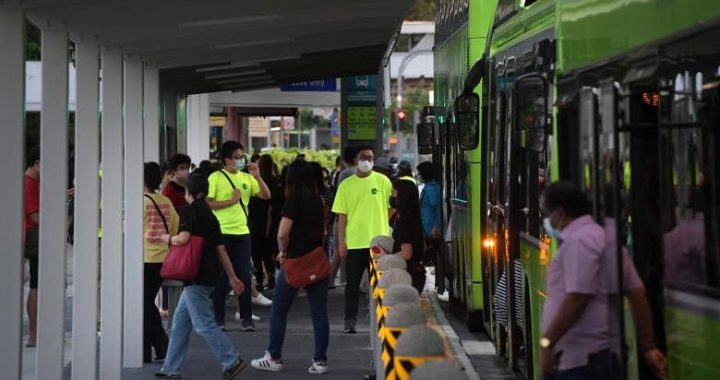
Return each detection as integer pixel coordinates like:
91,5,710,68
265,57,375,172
406,0,436,21
26,22,41,61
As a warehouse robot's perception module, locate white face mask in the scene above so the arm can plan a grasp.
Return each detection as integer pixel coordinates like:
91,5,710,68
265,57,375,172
543,210,559,239
234,158,246,171
357,160,373,173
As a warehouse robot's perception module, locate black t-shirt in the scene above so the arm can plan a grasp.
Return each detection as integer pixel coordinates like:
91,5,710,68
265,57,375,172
248,196,270,239
281,194,324,259
392,213,425,266
179,201,222,287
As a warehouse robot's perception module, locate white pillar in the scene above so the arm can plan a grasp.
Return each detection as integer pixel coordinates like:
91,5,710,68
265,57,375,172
187,93,210,163
100,49,124,380
71,42,100,380
0,9,26,380
144,64,160,163
36,27,69,380
123,57,144,368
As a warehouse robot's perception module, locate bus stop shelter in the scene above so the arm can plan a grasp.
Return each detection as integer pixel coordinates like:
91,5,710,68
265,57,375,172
0,1,412,379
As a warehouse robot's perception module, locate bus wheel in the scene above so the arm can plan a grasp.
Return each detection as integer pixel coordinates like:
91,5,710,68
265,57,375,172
466,310,485,333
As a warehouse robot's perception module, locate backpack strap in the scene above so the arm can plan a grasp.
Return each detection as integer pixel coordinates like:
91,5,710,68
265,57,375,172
218,170,249,219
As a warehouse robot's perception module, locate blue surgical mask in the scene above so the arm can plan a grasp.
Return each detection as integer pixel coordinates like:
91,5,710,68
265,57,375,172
234,158,246,171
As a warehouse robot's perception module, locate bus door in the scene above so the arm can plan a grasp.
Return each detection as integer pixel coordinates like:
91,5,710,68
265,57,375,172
654,33,720,378
509,72,551,378
488,58,511,358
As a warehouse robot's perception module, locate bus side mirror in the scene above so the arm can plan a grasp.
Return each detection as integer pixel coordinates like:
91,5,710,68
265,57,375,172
417,121,435,154
455,93,480,150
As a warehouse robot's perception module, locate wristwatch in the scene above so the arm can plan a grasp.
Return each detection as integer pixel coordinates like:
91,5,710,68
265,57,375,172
540,337,552,348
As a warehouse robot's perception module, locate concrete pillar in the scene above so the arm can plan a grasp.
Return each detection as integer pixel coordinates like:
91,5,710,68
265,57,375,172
144,64,160,163
225,107,239,142
0,8,26,380
410,361,466,380
123,57,144,368
100,48,124,380
71,42,101,380
187,93,210,163
176,95,188,154
36,27,69,380
394,325,447,379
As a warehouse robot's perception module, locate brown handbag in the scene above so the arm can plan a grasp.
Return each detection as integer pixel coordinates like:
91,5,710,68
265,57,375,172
283,246,331,288
282,196,331,288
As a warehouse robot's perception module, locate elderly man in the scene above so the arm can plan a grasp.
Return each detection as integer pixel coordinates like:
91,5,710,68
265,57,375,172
539,181,666,380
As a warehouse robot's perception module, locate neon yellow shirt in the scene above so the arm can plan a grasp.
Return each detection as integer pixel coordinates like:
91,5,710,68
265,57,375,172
332,171,392,249
208,169,260,235
143,193,179,263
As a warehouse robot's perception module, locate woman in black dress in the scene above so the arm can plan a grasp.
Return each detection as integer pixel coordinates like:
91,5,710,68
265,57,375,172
389,179,426,293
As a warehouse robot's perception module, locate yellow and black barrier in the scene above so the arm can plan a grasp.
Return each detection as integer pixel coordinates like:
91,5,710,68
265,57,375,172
393,325,447,380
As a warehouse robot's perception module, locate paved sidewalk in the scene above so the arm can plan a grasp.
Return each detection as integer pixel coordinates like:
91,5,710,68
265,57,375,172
123,286,372,380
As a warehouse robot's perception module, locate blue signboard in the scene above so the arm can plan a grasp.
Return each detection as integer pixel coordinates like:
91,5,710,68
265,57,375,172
280,79,337,92
346,75,378,103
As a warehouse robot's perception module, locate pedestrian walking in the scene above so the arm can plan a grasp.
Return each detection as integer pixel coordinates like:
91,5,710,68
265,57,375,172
155,172,248,380
143,162,179,363
207,141,271,331
332,146,392,333
251,160,331,374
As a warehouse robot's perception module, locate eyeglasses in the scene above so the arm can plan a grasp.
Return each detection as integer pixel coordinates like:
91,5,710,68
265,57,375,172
358,155,374,161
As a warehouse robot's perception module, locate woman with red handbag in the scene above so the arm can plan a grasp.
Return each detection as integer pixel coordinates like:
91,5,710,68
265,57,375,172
251,160,331,375
155,173,248,379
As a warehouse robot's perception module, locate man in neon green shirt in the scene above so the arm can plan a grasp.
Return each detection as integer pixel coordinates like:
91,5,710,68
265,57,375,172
208,141,271,331
332,146,392,333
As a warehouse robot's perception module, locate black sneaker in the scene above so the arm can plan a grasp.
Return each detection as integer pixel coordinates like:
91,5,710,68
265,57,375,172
222,359,248,379
240,321,257,332
154,372,181,379
343,319,356,334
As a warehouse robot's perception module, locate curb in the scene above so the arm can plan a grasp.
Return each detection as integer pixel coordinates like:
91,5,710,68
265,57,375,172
428,291,481,380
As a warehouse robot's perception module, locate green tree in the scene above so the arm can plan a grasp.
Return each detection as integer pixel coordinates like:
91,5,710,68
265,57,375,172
26,22,41,61
406,0,436,21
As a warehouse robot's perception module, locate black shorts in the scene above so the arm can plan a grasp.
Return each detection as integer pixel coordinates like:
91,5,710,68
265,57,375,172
28,256,38,289
25,228,39,289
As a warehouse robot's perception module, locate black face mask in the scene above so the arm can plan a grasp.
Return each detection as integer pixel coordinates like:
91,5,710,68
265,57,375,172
389,196,399,209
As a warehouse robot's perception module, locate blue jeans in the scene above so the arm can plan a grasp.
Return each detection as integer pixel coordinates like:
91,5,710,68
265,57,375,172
268,269,330,362
161,286,241,375
213,234,252,325
551,349,621,380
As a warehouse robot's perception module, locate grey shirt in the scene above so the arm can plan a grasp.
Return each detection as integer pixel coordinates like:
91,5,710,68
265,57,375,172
337,165,357,186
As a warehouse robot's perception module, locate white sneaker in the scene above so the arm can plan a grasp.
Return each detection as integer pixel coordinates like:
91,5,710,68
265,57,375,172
308,360,328,375
437,291,450,302
235,311,261,321
252,293,273,306
251,351,284,372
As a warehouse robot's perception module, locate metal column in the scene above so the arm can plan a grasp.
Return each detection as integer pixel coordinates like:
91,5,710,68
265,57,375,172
0,8,26,380
143,64,160,163
36,27,69,380
123,57,145,368
100,49,124,380
187,93,210,163
71,42,101,380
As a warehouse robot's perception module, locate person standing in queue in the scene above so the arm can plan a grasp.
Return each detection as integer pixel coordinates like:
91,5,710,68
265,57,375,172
155,172,248,380
143,162,179,363
381,179,426,293
207,141,271,332
161,153,192,212
539,181,667,380
250,160,330,375
332,146,392,333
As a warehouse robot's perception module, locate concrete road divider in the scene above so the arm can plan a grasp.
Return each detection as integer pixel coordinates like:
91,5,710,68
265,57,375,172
382,302,426,380
394,325,447,380
410,360,467,380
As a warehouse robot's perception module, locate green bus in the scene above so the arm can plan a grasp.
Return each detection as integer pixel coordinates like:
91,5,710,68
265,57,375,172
432,0,720,379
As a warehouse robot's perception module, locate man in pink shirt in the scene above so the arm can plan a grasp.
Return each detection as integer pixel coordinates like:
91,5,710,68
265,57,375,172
539,181,667,380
